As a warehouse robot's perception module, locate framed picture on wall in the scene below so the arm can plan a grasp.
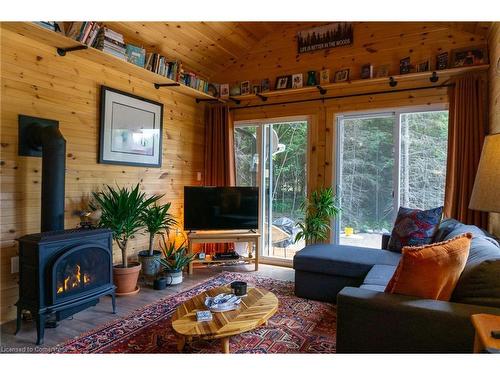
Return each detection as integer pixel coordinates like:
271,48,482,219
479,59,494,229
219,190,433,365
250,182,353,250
220,83,230,98
240,81,251,95
334,68,350,82
374,64,389,77
436,52,449,70
261,78,271,92
99,86,163,168
450,46,488,67
416,59,430,72
399,57,411,74
275,75,291,90
320,69,330,84
292,73,303,88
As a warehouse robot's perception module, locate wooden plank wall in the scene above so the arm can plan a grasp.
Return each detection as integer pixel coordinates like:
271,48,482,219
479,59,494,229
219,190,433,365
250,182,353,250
0,26,206,323
488,22,500,236
213,22,488,87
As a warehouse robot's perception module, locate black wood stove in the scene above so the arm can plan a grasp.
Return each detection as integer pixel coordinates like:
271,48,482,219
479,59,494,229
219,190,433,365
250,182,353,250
15,115,116,345
16,229,116,344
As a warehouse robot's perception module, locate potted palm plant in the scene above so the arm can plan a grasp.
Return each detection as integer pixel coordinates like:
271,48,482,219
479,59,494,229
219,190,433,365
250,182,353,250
295,187,341,245
157,236,195,285
91,184,161,295
138,202,177,277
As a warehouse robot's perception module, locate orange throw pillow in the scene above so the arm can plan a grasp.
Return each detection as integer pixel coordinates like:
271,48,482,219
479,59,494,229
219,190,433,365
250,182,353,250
385,233,472,301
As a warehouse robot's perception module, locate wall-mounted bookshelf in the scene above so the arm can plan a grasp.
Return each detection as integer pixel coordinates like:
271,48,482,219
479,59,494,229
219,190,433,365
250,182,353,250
3,22,490,106
229,64,490,103
3,22,221,102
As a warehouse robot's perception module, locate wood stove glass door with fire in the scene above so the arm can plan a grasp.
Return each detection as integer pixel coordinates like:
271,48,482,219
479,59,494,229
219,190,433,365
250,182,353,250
51,244,111,304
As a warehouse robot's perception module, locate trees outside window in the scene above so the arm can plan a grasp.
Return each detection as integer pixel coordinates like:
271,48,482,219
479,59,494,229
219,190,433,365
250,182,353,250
337,109,449,248
234,121,308,260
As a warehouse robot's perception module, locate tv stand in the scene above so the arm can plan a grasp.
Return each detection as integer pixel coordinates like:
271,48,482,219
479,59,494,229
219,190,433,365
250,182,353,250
186,231,261,274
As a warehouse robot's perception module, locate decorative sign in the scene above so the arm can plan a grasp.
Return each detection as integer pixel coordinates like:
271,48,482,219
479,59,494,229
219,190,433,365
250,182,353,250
297,23,353,54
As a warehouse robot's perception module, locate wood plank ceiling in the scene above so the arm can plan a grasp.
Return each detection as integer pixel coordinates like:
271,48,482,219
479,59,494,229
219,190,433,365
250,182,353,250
107,22,284,78
106,22,491,80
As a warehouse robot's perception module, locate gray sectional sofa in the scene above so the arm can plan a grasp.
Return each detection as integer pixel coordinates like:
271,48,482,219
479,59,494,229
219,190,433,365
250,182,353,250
292,218,500,353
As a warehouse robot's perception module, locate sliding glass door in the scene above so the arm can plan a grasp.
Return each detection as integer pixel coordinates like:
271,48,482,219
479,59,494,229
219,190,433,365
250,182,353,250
234,119,308,264
335,108,449,247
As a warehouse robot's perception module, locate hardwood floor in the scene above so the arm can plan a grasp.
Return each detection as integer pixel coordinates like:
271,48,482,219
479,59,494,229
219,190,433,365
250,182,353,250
0,264,294,351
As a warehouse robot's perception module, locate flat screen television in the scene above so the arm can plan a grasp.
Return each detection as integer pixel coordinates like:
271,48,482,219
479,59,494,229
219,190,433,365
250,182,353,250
184,186,259,231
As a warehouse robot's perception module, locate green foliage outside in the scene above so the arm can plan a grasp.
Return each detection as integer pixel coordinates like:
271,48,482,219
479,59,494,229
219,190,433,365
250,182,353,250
270,122,308,222
340,116,395,232
340,111,448,233
235,122,308,223
400,112,448,210
234,112,448,241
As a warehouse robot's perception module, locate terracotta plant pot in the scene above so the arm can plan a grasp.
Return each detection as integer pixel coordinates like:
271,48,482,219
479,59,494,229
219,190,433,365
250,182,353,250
113,262,141,295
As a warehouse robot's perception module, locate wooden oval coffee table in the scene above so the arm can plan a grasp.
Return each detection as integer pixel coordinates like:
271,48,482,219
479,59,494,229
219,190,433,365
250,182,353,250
171,285,278,353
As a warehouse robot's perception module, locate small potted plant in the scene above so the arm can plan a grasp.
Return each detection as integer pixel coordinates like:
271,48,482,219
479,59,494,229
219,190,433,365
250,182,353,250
157,236,195,285
91,184,161,295
295,187,341,245
139,202,177,277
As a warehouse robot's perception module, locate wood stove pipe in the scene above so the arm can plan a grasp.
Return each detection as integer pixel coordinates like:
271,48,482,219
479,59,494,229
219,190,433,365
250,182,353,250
39,125,66,232
19,115,66,232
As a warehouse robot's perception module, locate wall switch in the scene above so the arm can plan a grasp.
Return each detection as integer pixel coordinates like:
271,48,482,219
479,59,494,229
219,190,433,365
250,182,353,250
196,171,202,181
11,256,19,274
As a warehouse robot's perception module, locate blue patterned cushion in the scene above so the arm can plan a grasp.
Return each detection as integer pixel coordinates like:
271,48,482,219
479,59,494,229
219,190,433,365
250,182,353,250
387,206,443,253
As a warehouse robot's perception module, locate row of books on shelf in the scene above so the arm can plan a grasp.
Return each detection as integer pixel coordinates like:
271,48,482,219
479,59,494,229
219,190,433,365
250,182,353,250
180,72,210,93
65,21,101,49
144,53,209,92
34,22,59,32
51,22,211,94
64,23,128,61
145,53,181,82
96,27,127,60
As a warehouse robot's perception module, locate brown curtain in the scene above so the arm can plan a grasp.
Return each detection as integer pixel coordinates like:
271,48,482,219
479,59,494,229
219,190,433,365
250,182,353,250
444,73,488,228
204,103,236,186
203,103,236,254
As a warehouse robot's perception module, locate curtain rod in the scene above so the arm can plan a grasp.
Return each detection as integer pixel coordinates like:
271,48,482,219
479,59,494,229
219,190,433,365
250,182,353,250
229,83,455,111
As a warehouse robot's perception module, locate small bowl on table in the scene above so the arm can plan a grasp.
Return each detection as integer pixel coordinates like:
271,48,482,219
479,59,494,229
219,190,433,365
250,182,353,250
230,281,247,297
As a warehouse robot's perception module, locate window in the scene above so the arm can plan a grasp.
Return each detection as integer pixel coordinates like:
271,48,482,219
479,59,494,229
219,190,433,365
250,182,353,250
234,119,308,263
335,109,449,248
399,111,449,209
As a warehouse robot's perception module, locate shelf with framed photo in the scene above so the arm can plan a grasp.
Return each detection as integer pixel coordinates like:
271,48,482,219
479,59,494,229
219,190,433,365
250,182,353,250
3,22,222,102
228,64,489,103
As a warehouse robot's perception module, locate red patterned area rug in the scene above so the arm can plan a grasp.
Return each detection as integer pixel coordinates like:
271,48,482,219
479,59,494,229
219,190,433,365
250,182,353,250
51,272,336,354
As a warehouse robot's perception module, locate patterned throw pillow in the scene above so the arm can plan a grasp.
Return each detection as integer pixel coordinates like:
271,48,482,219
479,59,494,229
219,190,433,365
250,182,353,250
387,206,443,253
